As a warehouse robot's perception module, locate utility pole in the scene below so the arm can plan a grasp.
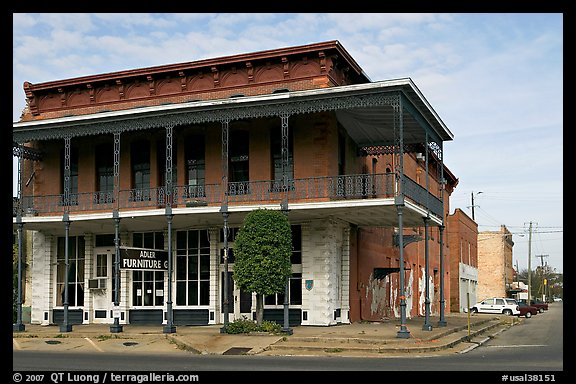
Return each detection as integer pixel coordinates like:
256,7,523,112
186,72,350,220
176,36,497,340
516,260,520,287
470,191,482,221
536,254,549,301
527,222,533,304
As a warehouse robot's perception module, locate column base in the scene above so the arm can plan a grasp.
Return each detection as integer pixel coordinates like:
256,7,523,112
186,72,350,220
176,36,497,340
13,323,26,332
396,329,411,338
163,325,176,334
109,324,123,333
60,324,73,332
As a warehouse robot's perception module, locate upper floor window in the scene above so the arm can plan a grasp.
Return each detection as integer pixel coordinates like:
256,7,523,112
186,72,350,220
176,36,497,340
185,134,205,198
338,130,346,176
228,130,249,194
131,139,150,201
95,142,114,204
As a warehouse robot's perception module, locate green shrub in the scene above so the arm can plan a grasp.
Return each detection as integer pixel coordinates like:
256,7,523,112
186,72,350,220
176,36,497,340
225,317,283,334
225,317,259,334
259,320,282,333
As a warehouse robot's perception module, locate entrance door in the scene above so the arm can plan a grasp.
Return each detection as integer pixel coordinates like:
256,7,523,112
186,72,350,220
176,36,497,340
221,271,253,322
92,248,114,323
238,288,252,319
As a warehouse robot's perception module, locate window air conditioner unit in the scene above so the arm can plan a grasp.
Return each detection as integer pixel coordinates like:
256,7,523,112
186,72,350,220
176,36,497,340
88,278,107,290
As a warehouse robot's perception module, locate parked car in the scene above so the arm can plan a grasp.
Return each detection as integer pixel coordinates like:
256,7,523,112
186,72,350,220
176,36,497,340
530,299,549,312
518,299,548,313
517,301,538,318
553,297,562,302
467,297,520,316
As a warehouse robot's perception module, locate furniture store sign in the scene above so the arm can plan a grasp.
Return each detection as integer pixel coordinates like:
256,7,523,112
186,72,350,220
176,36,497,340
119,247,168,270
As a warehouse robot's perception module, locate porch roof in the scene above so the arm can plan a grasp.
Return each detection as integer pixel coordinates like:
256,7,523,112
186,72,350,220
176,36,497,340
13,78,453,149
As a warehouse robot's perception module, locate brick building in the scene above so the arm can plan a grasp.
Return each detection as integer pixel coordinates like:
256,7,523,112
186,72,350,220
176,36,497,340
446,208,479,312
13,41,456,331
477,225,515,300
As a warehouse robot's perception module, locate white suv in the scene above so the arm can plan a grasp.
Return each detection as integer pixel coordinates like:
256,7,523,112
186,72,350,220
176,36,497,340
468,297,520,316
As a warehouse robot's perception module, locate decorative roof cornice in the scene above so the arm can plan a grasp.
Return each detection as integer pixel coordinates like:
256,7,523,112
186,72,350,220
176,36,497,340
19,40,371,120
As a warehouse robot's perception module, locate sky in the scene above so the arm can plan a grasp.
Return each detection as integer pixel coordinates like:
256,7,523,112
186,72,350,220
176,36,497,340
12,13,563,274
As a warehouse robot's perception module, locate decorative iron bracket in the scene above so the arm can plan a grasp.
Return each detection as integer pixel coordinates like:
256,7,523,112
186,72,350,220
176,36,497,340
393,234,423,248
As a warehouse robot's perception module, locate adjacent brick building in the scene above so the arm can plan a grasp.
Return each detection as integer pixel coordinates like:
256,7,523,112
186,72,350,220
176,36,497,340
446,208,479,312
477,225,515,300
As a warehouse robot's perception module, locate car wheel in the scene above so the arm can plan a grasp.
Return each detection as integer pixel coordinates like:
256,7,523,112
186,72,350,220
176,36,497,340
503,309,512,316
539,308,544,313
525,312,532,318
471,308,478,314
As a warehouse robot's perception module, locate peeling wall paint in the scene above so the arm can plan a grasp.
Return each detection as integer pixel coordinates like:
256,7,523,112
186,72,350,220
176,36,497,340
429,273,436,314
366,272,389,319
388,268,415,319
417,266,437,316
405,268,415,318
418,266,426,316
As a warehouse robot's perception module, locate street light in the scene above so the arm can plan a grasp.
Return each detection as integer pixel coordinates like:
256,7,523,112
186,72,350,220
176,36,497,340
470,191,483,221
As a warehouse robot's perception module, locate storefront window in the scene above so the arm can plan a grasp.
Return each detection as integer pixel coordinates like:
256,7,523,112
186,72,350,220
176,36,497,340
131,232,165,307
56,236,85,307
176,229,210,306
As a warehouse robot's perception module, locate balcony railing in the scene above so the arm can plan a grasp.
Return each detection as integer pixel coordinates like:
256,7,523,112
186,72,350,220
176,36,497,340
14,173,443,219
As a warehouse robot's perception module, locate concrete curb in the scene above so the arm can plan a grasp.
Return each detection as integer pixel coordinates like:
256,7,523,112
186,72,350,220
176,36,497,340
13,316,520,357
263,318,513,356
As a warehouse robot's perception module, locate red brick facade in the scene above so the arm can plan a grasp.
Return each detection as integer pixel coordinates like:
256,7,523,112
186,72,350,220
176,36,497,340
15,40,464,327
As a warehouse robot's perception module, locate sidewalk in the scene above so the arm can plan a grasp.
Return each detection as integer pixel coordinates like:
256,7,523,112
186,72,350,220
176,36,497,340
13,313,520,357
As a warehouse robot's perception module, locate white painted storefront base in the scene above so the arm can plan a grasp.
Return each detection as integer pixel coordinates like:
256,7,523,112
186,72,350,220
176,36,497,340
25,218,352,327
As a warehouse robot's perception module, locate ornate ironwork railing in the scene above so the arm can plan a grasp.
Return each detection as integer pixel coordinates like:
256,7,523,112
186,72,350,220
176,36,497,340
14,173,443,219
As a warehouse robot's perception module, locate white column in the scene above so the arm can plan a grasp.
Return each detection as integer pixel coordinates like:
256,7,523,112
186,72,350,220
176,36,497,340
83,234,94,324
31,232,52,325
209,228,220,324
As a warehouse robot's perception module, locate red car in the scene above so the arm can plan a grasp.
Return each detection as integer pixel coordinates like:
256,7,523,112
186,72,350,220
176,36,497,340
530,299,549,312
519,299,548,313
517,301,538,318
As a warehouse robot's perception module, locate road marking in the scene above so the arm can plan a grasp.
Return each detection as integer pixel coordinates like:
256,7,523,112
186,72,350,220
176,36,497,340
13,339,21,350
84,337,104,352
